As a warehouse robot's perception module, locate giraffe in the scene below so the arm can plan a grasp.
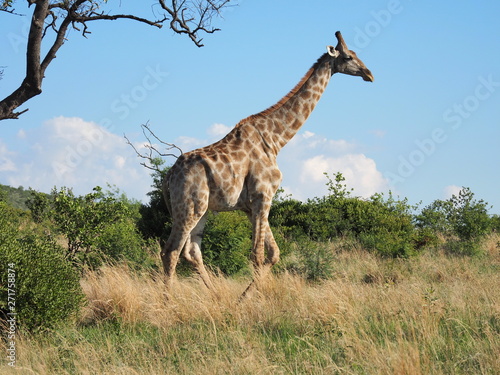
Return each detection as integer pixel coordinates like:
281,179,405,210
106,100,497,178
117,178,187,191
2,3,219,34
161,31,374,297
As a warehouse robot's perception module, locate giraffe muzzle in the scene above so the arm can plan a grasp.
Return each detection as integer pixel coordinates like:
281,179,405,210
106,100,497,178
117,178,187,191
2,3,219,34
363,69,374,82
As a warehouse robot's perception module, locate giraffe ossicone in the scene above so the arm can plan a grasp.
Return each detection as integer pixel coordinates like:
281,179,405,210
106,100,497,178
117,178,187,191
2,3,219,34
161,31,374,298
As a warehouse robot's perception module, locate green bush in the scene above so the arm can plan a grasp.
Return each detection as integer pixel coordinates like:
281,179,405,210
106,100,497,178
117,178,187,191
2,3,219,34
96,220,157,270
202,211,252,276
416,187,492,256
270,198,311,240
412,227,442,250
352,194,417,257
26,186,153,270
415,200,452,234
448,188,491,241
0,202,83,332
137,162,172,241
491,215,500,232
358,230,415,258
296,239,336,281
444,239,483,257
271,176,417,258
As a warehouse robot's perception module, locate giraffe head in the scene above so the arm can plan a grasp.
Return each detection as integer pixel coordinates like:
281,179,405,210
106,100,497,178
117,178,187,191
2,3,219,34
327,31,374,82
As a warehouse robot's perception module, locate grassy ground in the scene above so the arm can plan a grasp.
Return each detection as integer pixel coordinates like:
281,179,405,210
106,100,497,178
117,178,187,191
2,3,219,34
2,236,499,374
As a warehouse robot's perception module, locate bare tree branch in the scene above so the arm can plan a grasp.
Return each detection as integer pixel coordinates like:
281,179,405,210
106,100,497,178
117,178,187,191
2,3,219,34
0,7,24,15
1,0,19,14
158,0,231,47
0,0,234,121
124,122,182,173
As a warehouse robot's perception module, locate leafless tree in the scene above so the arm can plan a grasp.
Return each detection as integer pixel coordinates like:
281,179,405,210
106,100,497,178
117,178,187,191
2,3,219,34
124,122,182,173
0,0,233,121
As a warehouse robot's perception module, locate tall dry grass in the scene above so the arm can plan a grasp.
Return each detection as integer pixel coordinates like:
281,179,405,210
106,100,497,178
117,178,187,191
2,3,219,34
2,241,499,374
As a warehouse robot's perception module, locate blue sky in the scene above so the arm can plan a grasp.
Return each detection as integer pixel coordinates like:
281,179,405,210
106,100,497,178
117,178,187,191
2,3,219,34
1,0,499,213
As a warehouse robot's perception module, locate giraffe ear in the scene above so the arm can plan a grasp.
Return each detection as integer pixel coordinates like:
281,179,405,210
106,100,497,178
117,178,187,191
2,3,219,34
327,45,339,57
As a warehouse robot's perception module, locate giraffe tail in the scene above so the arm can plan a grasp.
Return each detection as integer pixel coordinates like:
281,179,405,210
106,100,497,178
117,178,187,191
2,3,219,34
162,168,173,216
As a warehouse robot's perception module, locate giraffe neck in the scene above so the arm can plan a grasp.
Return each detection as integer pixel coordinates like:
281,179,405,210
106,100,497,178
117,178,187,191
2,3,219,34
238,52,333,154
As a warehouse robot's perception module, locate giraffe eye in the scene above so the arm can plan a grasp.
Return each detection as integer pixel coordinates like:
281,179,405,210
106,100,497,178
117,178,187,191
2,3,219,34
344,56,353,61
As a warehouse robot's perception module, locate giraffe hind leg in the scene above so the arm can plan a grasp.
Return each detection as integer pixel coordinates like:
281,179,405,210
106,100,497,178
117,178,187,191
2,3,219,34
161,226,190,292
161,209,208,293
182,213,215,291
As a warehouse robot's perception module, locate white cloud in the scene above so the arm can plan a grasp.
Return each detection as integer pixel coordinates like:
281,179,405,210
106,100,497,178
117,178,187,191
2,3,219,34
303,130,315,139
207,123,232,139
173,123,233,153
0,141,17,172
286,131,357,155
114,155,126,169
0,116,152,201
282,153,388,200
443,185,462,199
175,136,206,152
279,130,388,200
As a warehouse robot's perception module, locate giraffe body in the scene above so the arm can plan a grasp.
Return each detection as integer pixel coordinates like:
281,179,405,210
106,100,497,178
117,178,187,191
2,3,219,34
161,32,374,296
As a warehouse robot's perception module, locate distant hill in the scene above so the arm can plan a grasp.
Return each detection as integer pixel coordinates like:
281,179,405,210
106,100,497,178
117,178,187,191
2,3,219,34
0,184,33,210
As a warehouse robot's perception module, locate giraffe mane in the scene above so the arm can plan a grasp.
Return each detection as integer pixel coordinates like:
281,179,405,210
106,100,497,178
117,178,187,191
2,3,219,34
236,53,329,126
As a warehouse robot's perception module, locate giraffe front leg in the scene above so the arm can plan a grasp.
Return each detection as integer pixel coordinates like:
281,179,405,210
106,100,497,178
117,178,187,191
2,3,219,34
250,227,280,285
241,204,276,299
264,227,280,266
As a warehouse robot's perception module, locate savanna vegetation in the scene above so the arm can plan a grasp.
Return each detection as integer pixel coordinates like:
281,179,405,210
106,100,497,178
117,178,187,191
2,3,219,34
0,171,499,374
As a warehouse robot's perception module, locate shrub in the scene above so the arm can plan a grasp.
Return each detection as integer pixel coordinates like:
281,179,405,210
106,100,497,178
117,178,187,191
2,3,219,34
0,202,83,331
202,211,252,276
352,193,417,257
448,188,491,241
491,215,500,232
271,183,418,258
26,186,152,269
296,239,336,281
358,230,415,258
137,162,172,241
415,200,452,234
270,198,311,240
412,227,442,250
416,187,492,256
445,239,483,257
25,188,50,223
